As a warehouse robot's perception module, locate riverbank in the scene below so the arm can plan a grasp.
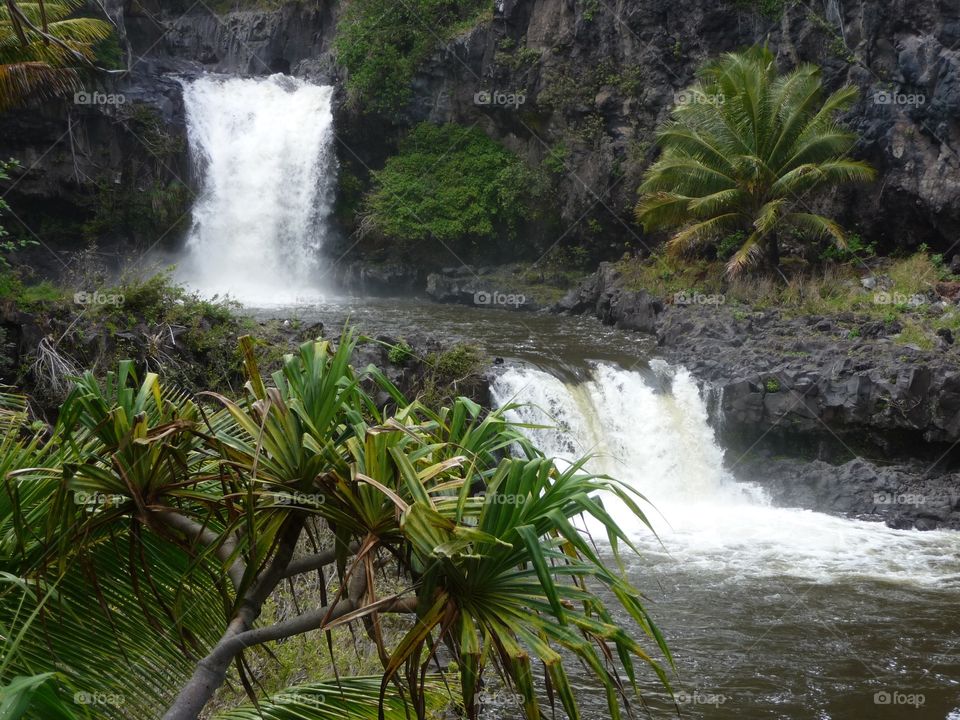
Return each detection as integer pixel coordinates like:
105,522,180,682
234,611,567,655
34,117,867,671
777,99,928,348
543,254,960,530
0,272,490,418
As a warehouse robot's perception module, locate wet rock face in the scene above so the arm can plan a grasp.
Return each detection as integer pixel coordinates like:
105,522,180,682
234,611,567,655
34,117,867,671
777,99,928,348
0,69,191,270
159,3,341,80
121,0,959,259
372,0,960,254
742,457,960,531
661,308,960,459
556,263,663,333
4,0,959,266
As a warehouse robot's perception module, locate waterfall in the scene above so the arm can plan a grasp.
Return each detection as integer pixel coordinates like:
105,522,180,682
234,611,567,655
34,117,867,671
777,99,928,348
490,362,960,586
177,74,336,304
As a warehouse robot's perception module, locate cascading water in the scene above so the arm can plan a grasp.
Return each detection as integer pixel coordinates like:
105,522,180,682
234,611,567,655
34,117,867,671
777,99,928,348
176,74,336,304
490,362,960,587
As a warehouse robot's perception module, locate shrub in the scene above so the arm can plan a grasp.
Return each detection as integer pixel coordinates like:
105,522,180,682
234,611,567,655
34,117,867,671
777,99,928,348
335,0,490,113
387,340,413,365
362,123,546,262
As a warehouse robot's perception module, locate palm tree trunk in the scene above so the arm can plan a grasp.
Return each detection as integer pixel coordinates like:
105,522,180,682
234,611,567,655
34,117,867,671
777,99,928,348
765,235,780,272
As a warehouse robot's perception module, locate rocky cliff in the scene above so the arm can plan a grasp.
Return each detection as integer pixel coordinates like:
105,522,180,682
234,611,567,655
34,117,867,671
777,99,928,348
330,0,960,260
558,261,960,461
1,0,958,273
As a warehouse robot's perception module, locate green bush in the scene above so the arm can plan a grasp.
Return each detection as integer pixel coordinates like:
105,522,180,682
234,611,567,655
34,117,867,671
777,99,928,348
819,233,876,263
362,123,546,261
387,340,413,365
335,0,490,113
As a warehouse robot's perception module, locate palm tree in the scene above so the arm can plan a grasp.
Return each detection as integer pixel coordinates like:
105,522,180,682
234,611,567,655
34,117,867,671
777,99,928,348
0,0,114,110
636,45,876,276
0,333,674,720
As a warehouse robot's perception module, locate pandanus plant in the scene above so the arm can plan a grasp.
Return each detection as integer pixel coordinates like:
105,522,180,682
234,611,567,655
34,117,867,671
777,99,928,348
0,331,674,720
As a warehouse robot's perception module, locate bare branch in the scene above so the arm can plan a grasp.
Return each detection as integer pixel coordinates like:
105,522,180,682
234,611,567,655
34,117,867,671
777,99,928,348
280,541,360,579
152,509,245,591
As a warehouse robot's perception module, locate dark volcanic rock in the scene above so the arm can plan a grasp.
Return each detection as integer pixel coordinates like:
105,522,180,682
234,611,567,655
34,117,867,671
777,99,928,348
558,265,960,462
742,457,960,531
558,262,663,332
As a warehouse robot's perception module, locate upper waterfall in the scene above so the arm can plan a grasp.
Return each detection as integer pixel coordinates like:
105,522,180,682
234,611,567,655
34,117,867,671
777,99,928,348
177,74,336,304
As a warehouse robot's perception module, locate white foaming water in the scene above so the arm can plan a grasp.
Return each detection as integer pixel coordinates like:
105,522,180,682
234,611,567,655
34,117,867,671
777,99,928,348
490,363,960,588
177,74,335,304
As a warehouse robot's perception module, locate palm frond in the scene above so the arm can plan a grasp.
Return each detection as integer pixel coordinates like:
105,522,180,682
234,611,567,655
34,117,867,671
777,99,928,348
637,45,873,271
212,676,450,720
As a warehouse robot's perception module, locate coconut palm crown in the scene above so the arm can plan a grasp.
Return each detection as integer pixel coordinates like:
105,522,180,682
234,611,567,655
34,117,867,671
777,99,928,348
0,0,114,110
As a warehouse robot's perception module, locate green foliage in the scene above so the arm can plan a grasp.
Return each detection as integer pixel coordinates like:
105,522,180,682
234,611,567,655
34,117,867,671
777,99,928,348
581,0,599,22
92,34,124,70
819,233,876,262
363,123,546,261
717,230,746,261
542,142,569,175
83,178,190,242
0,335,673,719
213,677,450,719
636,46,875,276
335,0,490,113
0,159,26,264
429,342,483,379
0,270,63,307
764,377,781,392
387,339,413,365
494,38,541,71
418,343,485,407
0,0,115,110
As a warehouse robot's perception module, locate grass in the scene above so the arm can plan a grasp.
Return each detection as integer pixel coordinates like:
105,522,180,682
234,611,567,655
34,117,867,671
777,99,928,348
484,263,582,306
0,268,256,406
418,343,486,407
615,250,955,349
0,272,65,308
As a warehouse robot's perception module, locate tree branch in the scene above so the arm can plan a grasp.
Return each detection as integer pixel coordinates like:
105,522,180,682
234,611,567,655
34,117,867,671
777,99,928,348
152,509,245,591
162,515,306,720
280,541,360,579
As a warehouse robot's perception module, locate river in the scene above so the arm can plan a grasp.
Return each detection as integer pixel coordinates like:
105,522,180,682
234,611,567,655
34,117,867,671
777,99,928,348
247,297,960,720
174,73,960,720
